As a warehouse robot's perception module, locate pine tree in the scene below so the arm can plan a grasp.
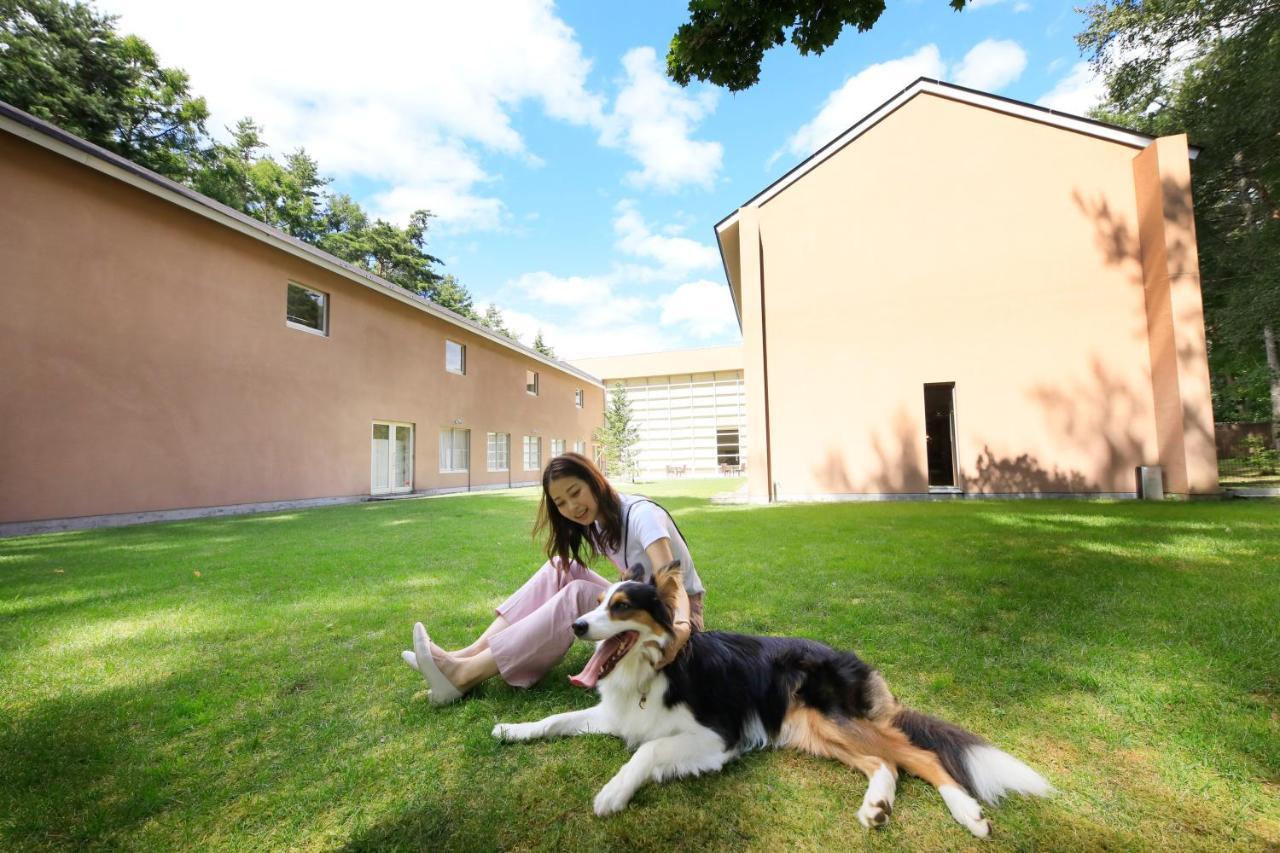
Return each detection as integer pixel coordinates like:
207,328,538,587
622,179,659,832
594,384,639,479
479,303,520,342
532,330,556,358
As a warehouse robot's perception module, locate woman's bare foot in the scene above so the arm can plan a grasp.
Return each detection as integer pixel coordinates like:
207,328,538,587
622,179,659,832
431,643,500,693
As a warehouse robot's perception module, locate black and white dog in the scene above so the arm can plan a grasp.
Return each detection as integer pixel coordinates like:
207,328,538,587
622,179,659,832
493,567,1050,836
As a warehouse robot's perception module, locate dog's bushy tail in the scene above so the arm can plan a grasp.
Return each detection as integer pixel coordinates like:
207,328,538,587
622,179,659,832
893,708,1052,804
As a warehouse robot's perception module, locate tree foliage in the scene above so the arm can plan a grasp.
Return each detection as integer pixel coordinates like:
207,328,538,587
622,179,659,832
478,304,519,342
594,384,640,479
1080,0,1280,434
532,330,556,357
667,0,967,91
0,0,209,180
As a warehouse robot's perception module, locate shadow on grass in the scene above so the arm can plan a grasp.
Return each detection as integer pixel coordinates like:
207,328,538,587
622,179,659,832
2,491,1277,849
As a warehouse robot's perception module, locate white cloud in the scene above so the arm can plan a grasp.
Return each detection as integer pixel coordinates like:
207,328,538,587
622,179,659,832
100,0,604,231
780,45,946,160
613,201,719,276
1036,61,1106,115
599,47,723,192
952,39,1028,91
511,271,616,307
777,39,1035,164
660,280,738,339
490,299,672,361
495,264,739,359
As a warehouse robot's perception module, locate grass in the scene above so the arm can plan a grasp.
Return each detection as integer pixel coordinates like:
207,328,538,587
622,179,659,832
1,480,1277,852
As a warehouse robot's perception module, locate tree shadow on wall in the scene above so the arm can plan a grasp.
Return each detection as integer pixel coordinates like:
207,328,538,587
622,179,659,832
1028,357,1151,492
811,408,927,494
807,359,1171,496
812,407,1102,496
962,446,1092,494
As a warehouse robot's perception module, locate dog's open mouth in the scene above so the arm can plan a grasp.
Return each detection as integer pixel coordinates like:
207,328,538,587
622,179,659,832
569,631,638,689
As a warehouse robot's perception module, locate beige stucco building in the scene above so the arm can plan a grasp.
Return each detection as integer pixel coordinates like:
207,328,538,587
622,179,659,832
571,347,746,479
0,102,604,535
716,78,1219,502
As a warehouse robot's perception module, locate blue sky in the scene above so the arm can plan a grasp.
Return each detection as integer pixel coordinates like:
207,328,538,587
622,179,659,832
99,0,1106,359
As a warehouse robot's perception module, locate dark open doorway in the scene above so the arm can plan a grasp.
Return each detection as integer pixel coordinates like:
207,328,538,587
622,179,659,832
923,383,958,490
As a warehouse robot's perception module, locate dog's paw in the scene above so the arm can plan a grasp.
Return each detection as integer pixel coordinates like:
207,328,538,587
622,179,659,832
592,779,634,817
941,785,991,839
492,723,529,742
856,799,892,829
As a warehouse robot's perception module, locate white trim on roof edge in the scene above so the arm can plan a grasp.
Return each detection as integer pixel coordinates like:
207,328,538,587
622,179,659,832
716,77,1198,234
0,107,603,389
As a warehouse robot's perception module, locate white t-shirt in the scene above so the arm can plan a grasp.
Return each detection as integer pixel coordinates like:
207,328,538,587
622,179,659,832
596,494,705,596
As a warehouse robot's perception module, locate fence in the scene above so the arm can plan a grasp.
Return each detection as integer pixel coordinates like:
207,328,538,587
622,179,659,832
1216,422,1279,486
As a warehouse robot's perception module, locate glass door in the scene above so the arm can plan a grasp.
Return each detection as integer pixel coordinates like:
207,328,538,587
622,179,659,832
372,421,414,495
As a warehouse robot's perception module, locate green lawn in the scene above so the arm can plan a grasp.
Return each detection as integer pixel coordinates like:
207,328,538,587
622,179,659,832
1,482,1277,851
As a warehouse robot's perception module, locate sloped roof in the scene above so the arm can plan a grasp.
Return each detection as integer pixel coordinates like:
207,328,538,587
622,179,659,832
0,100,603,388
717,77,1196,233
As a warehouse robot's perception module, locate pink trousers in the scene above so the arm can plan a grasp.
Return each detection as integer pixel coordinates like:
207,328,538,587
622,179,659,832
487,559,611,688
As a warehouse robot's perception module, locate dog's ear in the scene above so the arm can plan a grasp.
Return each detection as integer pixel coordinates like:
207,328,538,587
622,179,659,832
654,559,682,599
625,562,646,583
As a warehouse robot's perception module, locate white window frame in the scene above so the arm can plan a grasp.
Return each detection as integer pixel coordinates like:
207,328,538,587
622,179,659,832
574,388,584,408
523,435,542,471
286,281,328,336
550,438,566,457
445,340,466,375
574,440,586,455
439,428,470,473
487,432,510,472
488,432,510,472
526,370,539,396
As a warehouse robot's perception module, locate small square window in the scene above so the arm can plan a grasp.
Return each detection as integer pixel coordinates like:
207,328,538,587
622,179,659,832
286,282,328,335
446,340,466,375
574,389,584,408
526,371,539,396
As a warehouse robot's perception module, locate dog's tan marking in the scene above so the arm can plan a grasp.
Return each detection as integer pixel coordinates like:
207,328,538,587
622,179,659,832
779,702,967,817
778,705,890,777
605,590,668,636
628,609,670,638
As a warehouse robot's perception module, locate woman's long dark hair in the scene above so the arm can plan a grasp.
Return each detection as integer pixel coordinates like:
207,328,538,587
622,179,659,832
535,452,624,570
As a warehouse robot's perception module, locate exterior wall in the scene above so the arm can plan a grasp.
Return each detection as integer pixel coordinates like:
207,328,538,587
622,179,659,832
610,371,746,479
737,207,773,501
0,133,603,525
1132,136,1219,494
735,92,1217,499
571,347,747,479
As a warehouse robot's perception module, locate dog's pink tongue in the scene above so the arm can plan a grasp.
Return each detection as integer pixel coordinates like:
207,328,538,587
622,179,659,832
569,635,624,689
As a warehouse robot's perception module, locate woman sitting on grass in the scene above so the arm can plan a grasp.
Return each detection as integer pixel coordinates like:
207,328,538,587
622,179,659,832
402,452,705,704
